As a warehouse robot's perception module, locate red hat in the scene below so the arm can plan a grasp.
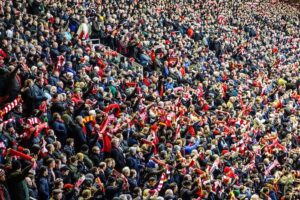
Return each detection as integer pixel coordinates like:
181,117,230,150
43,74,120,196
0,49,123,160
63,184,74,189
129,57,135,63
221,149,229,155
150,124,159,132
224,166,231,173
213,129,220,135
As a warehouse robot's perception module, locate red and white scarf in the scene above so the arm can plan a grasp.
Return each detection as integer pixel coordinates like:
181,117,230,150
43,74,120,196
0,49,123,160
0,97,22,118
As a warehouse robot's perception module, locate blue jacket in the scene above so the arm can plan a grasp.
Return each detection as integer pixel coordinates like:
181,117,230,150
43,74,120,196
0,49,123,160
184,139,200,154
52,120,68,145
38,177,49,200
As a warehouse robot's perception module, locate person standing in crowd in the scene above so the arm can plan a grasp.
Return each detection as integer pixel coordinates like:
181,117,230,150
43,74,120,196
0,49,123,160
38,166,50,200
7,160,33,200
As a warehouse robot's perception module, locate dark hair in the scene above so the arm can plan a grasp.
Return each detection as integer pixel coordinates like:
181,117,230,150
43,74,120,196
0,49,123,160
66,138,74,145
39,166,47,176
81,144,89,152
11,160,21,170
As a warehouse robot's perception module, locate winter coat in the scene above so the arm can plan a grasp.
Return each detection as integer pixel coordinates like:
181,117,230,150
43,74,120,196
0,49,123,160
110,146,126,172
70,123,87,152
37,176,50,200
7,163,32,200
52,120,68,146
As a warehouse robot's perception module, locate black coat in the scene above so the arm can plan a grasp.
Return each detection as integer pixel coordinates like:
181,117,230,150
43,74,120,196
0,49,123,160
0,65,21,102
70,123,87,152
180,187,198,200
110,146,126,172
105,182,123,200
90,153,102,167
7,163,32,200
21,86,35,116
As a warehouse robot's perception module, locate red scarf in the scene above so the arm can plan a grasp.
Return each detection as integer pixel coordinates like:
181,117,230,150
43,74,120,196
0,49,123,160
104,104,121,117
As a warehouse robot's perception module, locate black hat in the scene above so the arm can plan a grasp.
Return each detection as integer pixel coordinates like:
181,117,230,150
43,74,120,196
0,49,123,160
31,144,40,154
60,165,70,171
107,177,116,184
6,123,13,129
149,176,157,182
182,180,192,187
12,160,21,170
81,144,89,152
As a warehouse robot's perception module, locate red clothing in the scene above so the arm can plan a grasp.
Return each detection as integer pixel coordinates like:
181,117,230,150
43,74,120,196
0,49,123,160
71,95,82,105
187,28,194,38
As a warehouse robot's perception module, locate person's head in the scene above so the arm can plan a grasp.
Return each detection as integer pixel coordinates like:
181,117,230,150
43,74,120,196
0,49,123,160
148,176,157,186
52,189,63,200
47,144,55,153
60,165,70,175
122,167,130,177
129,147,137,156
99,162,106,170
81,189,92,199
39,166,48,177
133,187,142,197
36,77,44,86
75,115,83,124
53,141,61,150
53,113,61,121
250,194,260,200
66,138,74,147
182,180,192,189
47,158,56,168
130,169,137,178
92,146,100,155
76,153,84,161
11,160,21,171
54,178,64,189
105,158,113,168
107,176,116,186
169,183,178,193
55,159,62,169
165,189,174,197
111,138,120,148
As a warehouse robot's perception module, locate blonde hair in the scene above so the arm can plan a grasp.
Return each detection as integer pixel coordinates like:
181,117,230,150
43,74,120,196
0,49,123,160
76,153,84,161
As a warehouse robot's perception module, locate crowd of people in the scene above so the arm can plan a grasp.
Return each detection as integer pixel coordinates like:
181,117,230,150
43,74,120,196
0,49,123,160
0,0,300,199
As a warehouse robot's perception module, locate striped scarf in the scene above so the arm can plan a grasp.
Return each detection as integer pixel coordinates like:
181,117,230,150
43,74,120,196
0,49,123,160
27,117,41,126
56,55,65,71
0,96,22,118
0,117,15,127
155,172,167,192
82,116,96,124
